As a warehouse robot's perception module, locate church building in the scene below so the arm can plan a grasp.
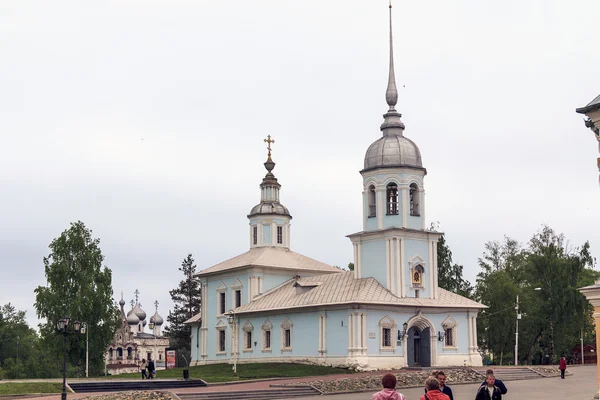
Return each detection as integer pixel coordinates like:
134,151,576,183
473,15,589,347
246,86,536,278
185,4,485,370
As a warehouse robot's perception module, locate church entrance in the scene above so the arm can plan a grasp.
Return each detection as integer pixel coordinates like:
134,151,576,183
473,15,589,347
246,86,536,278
407,326,431,367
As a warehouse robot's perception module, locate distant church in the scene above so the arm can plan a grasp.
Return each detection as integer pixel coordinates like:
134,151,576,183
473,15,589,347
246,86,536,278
185,4,484,369
106,291,169,375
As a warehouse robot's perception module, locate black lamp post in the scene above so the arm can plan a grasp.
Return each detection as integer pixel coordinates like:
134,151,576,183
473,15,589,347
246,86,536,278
56,317,82,400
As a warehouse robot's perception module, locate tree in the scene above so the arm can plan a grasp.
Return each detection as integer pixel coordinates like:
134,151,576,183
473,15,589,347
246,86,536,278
437,235,473,298
34,221,120,377
164,254,201,366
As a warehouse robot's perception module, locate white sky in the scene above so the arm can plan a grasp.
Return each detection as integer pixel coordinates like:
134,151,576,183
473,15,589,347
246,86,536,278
1,0,599,328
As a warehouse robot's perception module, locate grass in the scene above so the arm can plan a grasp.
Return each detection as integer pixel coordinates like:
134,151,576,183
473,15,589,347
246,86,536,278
0,382,63,395
105,362,354,382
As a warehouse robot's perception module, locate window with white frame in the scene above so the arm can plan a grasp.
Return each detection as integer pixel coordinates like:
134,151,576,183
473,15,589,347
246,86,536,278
368,185,376,217
409,183,420,216
386,183,399,215
231,279,243,309
216,282,227,316
262,320,272,352
277,226,283,244
243,321,254,352
252,226,258,245
379,316,397,352
442,317,457,348
217,328,226,353
281,318,293,352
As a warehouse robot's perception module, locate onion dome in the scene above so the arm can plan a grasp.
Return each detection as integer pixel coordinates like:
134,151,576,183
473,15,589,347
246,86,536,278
119,298,126,307
126,310,140,325
152,311,164,326
132,303,146,321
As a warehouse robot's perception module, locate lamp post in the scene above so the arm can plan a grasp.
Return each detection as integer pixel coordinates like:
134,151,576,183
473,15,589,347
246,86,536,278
226,310,237,376
80,323,88,378
148,320,157,370
515,287,541,366
56,317,82,400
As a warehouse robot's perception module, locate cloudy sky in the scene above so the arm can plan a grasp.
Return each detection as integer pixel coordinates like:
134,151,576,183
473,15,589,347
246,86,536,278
1,0,599,328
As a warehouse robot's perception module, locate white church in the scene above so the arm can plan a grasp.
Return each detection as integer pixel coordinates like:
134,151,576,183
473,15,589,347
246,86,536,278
184,4,485,370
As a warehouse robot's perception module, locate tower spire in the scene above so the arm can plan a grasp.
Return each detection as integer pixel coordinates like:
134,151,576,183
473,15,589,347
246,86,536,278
380,0,405,136
386,0,397,111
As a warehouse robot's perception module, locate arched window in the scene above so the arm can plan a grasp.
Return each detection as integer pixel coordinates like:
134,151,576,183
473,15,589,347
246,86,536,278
108,348,114,360
386,183,399,215
379,316,397,352
117,347,123,359
368,185,376,217
127,347,133,359
409,183,420,216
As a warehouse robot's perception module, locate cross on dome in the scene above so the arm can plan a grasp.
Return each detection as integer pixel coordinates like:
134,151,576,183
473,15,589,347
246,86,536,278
264,135,275,157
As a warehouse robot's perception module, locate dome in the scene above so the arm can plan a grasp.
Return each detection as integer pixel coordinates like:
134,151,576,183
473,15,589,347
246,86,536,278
126,310,139,325
152,311,164,325
132,303,146,321
363,134,423,171
248,202,291,218
119,298,126,307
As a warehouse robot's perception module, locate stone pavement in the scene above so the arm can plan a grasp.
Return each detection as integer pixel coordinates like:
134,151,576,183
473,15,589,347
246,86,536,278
289,365,598,400
8,365,598,400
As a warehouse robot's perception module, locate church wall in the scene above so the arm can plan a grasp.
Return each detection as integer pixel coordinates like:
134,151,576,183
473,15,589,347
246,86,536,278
360,240,387,285
326,310,350,356
403,239,430,298
407,215,422,230
366,216,378,231
262,224,272,245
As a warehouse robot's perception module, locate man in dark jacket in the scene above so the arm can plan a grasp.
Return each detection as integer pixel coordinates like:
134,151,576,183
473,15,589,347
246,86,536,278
479,369,507,394
476,372,502,400
424,371,453,400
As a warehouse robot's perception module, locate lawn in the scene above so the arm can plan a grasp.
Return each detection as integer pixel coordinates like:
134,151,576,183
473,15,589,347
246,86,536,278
105,363,354,382
0,382,63,395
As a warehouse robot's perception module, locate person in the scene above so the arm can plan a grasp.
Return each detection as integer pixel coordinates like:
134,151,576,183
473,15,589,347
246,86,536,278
372,373,406,400
147,358,155,379
433,371,453,400
140,359,147,379
420,376,450,400
476,372,502,400
559,356,567,379
479,369,507,394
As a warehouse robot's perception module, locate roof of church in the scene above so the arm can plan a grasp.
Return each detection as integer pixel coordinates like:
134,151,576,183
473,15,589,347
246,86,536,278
184,312,202,324
195,246,341,277
233,271,485,314
577,93,600,114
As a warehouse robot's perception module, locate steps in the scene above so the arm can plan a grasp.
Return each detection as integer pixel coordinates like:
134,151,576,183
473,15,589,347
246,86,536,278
69,379,207,393
474,367,543,381
178,386,321,400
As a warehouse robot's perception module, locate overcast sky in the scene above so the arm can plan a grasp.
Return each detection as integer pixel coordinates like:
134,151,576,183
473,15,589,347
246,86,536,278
1,0,599,329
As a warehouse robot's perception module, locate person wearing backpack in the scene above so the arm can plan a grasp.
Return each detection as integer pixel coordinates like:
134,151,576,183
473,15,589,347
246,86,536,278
147,358,155,379
420,376,450,400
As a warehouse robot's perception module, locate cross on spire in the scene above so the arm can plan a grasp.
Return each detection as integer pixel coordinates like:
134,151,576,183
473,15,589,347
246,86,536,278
130,299,134,308
134,289,140,303
154,300,159,311
264,135,275,157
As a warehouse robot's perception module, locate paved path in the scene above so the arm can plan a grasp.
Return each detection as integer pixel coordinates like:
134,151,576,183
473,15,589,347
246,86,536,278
289,365,599,400
9,365,599,400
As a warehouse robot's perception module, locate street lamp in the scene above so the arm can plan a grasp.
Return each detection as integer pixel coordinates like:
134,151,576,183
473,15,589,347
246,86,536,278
80,323,88,378
56,317,82,400
148,318,158,371
226,310,237,376
515,287,541,366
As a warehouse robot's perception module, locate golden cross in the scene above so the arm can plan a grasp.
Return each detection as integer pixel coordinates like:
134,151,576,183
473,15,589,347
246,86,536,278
264,135,275,157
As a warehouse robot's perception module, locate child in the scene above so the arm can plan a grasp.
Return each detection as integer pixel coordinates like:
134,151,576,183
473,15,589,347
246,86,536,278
372,373,406,400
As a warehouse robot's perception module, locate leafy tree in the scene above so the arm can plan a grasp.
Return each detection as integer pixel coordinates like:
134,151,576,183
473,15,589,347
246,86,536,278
34,221,120,377
164,254,201,366
436,235,473,298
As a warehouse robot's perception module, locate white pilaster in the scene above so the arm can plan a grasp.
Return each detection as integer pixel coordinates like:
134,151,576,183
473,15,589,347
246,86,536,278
385,239,391,291
362,190,368,231
353,243,358,279
421,189,426,230
400,238,406,297
429,241,434,296
357,243,362,278
271,222,276,245
377,188,385,229
467,312,473,350
395,238,401,296
433,239,438,299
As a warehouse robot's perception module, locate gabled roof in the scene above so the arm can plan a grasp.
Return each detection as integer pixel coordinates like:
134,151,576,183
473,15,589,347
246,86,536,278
195,246,340,277
183,312,202,324
576,93,600,114
233,271,485,314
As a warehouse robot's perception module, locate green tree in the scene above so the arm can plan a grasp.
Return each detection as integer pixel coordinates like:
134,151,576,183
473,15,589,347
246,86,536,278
436,235,473,298
34,221,120,377
0,303,41,378
164,254,202,366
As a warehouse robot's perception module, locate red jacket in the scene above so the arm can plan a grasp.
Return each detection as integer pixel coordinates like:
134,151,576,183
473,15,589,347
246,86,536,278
559,358,567,370
420,390,451,400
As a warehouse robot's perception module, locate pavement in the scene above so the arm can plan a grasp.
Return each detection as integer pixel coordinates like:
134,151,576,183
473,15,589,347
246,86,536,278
6,365,599,400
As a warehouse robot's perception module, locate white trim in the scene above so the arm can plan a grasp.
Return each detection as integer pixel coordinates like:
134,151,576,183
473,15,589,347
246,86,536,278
261,319,273,352
243,321,254,352
385,239,391,291
216,322,227,355
400,239,406,297
395,238,401,297
353,243,358,279
318,313,327,355
433,239,438,299
216,282,227,316
281,318,293,352
402,187,408,228
421,189,426,230
376,188,385,229
357,243,362,278
362,190,368,231
379,316,397,352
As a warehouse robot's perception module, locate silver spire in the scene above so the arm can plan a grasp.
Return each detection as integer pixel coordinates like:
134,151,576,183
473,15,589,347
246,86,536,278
385,0,398,110
380,0,405,136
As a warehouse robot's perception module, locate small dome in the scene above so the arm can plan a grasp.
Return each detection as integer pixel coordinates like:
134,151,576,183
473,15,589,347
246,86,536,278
152,311,164,325
132,303,146,321
248,202,291,217
119,298,126,307
127,310,139,325
363,135,423,171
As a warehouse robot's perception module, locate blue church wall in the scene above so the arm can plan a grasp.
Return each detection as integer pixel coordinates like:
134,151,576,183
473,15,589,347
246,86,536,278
403,239,430,298
360,240,387,284
407,215,422,230
382,213,403,229
261,274,294,294
326,310,351,356
262,224,271,244
366,216,378,231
